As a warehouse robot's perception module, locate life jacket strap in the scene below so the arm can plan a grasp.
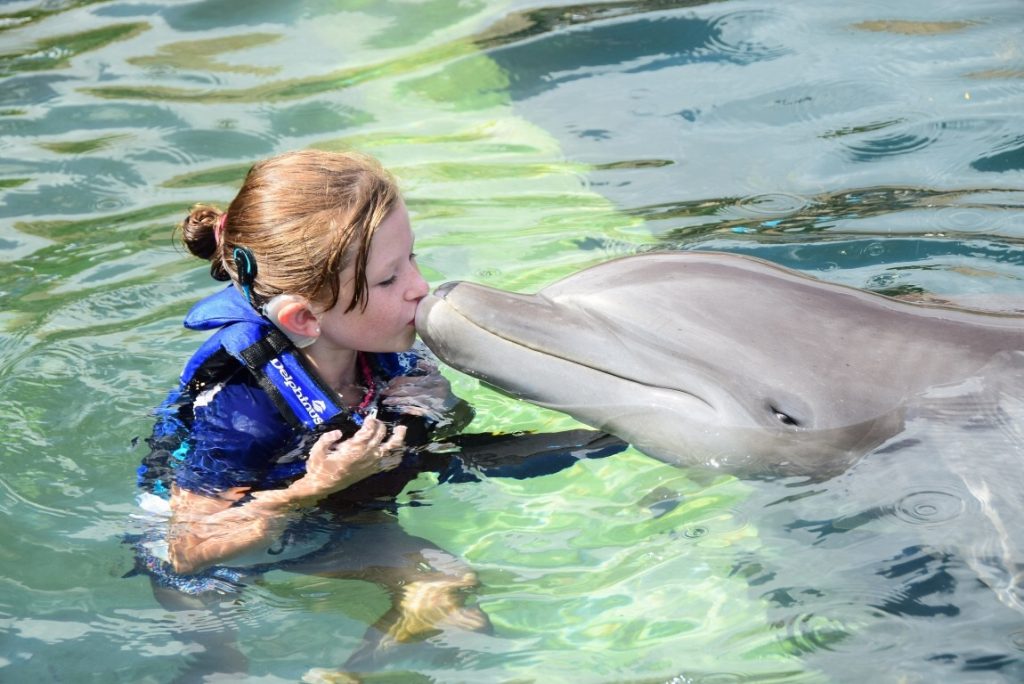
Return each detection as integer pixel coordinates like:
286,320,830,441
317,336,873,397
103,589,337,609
239,327,292,369
237,328,346,430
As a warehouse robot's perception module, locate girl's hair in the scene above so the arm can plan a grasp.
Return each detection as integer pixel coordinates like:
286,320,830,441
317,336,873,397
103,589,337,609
179,149,400,313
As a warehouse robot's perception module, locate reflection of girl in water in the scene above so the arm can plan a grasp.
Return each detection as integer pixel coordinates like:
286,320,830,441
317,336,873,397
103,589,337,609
132,150,487,674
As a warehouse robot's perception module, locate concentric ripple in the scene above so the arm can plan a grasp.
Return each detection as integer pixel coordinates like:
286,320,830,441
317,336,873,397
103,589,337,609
733,192,812,218
842,125,941,163
774,611,854,656
704,10,790,64
892,487,967,527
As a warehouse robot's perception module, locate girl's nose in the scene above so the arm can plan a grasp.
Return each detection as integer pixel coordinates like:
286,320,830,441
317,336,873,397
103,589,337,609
409,268,429,300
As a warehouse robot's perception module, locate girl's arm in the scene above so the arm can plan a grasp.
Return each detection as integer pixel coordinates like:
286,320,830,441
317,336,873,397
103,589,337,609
167,417,405,574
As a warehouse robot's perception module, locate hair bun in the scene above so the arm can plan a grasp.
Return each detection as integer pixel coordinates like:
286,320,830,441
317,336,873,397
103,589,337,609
180,204,229,280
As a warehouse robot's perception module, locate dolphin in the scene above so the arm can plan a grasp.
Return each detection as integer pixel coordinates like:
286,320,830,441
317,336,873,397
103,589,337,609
414,251,1024,480
415,250,1024,620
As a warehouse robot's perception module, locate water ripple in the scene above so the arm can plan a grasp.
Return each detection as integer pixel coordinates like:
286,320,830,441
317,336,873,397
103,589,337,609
708,79,891,130
637,186,1024,242
477,0,758,51
773,611,853,656
844,130,939,163
852,20,977,36
671,504,753,547
704,10,790,64
892,488,967,527
0,0,1022,681
973,135,1024,173
485,5,788,101
0,21,149,76
663,672,752,684
733,192,812,218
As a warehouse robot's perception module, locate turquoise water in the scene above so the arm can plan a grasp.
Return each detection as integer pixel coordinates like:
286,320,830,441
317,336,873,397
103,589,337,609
2,0,1023,681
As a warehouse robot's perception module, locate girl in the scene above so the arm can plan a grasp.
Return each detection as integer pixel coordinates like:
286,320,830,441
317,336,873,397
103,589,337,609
133,150,485,665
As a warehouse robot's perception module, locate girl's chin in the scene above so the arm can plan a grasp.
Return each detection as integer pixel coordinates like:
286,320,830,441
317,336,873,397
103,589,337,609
400,329,419,349
380,329,418,353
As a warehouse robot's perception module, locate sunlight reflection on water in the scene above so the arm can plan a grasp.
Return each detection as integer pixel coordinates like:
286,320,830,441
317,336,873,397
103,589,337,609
1,0,1023,681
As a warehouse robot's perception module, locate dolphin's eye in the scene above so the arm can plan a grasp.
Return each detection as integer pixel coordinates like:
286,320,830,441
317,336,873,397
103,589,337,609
771,406,800,427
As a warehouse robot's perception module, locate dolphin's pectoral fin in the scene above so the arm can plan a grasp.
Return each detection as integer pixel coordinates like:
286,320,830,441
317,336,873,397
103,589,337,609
441,429,628,481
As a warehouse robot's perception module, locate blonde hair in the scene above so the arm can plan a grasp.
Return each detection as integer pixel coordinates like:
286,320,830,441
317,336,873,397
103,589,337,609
180,150,400,312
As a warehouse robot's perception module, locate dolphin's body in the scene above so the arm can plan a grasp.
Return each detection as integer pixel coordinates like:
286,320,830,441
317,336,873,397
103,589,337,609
415,251,1024,479
416,251,1024,620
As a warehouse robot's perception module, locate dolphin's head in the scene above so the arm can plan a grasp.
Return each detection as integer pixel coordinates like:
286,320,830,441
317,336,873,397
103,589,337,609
415,253,925,478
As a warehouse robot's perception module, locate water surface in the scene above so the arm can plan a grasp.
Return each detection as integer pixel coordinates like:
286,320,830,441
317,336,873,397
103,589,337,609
1,0,1023,681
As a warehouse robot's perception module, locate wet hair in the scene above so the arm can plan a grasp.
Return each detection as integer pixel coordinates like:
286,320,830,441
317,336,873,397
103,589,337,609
179,149,400,313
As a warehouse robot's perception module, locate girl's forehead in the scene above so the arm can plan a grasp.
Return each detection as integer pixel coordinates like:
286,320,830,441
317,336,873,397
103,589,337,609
367,209,413,259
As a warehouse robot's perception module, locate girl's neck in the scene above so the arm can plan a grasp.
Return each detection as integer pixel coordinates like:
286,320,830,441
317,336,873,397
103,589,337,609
302,344,359,393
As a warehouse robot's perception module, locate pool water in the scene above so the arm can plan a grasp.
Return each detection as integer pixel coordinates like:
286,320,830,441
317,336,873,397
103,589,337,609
1,0,1023,681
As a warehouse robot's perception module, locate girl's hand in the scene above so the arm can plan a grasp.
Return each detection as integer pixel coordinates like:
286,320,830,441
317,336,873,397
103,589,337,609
287,417,405,501
170,419,405,571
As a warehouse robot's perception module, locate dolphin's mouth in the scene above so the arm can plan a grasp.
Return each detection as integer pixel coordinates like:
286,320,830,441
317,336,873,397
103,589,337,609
417,285,716,414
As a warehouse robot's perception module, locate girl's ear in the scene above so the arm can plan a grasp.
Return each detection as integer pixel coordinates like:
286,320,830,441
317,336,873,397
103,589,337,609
263,295,320,348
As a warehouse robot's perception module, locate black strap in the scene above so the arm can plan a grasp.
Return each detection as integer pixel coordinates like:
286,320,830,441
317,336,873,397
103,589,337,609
235,328,351,433
234,328,302,428
238,327,292,370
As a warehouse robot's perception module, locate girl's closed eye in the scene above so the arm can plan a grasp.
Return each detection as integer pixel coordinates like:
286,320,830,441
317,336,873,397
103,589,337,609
378,254,415,287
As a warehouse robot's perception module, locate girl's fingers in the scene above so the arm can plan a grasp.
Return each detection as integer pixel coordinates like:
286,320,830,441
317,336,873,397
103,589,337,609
323,417,395,463
384,424,407,451
353,416,380,441
309,430,343,460
377,425,406,471
316,429,343,445
367,418,388,447
332,417,383,450
320,418,406,465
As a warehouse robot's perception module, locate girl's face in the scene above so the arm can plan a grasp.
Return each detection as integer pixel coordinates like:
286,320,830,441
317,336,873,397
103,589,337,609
316,201,428,353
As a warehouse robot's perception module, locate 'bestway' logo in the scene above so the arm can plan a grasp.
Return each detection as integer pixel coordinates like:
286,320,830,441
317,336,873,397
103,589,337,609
270,358,325,425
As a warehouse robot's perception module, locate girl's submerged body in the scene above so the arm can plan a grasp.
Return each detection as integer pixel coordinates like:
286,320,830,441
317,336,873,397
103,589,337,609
130,150,488,676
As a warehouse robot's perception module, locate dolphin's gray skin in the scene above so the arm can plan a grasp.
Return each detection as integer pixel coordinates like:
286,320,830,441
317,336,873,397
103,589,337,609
416,250,1024,620
415,251,1024,480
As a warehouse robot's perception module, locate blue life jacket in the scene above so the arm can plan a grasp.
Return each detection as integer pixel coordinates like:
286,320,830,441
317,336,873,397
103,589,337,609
137,285,417,495
182,286,413,430
182,285,373,431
